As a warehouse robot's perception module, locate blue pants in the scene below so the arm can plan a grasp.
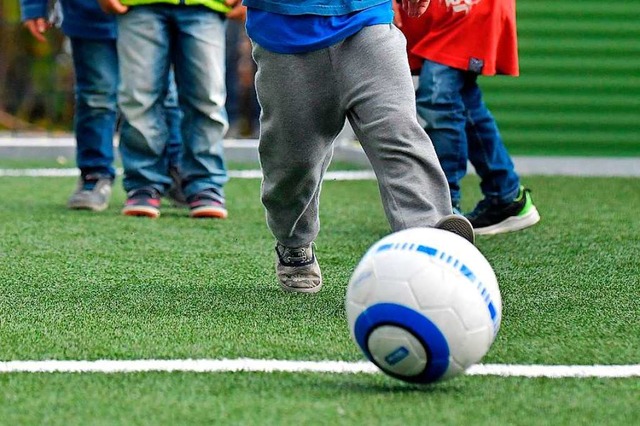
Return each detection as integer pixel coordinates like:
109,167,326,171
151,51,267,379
70,37,182,180
415,59,520,206
116,5,228,198
70,37,118,179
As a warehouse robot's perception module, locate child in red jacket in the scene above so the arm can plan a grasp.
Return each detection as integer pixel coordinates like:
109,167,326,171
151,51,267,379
396,0,540,235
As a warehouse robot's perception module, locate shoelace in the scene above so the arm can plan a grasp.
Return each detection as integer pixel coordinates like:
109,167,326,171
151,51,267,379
278,246,313,266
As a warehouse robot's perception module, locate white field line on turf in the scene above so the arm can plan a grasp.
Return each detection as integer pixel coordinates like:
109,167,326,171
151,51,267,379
0,168,376,180
1,359,639,378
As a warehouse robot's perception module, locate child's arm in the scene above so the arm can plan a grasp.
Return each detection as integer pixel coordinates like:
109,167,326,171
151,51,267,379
20,0,50,42
225,0,246,21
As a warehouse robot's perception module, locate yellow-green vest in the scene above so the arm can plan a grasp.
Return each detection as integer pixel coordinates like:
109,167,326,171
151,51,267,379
121,0,231,14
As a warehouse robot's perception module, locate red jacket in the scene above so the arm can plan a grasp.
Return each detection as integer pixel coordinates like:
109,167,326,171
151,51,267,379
400,0,519,76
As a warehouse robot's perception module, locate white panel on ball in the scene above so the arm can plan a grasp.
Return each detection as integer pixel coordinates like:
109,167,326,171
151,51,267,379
346,227,501,384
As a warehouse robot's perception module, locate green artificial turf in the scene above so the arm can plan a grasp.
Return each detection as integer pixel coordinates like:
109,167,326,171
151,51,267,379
1,374,638,426
0,173,638,424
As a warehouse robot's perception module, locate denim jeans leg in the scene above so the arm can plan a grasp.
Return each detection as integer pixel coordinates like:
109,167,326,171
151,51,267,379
416,60,468,206
172,8,229,198
70,37,118,179
164,68,183,169
116,7,173,193
463,77,520,203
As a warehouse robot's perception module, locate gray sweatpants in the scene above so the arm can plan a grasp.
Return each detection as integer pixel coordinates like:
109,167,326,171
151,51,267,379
252,24,452,247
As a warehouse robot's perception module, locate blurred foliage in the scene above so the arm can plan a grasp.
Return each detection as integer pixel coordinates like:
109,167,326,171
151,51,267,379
0,2,259,137
1,0,74,132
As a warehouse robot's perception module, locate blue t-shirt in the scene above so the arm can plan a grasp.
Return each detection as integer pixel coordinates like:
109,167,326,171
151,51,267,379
245,2,393,54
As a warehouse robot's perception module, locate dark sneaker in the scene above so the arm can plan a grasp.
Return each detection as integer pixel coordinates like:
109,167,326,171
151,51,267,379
435,214,475,245
466,186,540,235
188,189,228,219
122,187,161,218
166,166,187,207
275,242,323,294
67,174,113,212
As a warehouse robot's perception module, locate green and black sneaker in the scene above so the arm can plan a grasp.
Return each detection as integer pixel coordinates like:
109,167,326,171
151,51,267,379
465,186,540,235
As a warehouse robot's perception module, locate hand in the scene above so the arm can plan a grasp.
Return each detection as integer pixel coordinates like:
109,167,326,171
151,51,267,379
402,0,431,18
226,0,246,21
23,18,50,43
97,0,129,15
392,0,403,28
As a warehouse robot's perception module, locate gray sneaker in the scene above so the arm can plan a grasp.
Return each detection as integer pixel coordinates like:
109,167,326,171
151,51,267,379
435,214,475,245
275,242,323,294
67,174,113,212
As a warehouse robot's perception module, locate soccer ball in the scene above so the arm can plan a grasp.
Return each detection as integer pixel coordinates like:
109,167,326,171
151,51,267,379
346,227,501,384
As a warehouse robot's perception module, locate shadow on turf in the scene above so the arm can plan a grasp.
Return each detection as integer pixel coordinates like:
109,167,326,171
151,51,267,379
264,372,467,394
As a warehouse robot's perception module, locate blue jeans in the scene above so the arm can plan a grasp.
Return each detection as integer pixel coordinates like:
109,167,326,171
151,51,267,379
70,37,119,179
70,38,182,179
164,71,183,169
116,5,229,198
416,59,520,206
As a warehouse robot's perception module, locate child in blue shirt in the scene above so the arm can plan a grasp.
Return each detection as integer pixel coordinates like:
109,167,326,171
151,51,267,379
243,0,473,293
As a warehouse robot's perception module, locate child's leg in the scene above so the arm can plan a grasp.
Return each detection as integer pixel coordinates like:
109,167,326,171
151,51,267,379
415,59,469,208
252,44,345,248
116,8,172,193
337,25,452,230
462,78,520,203
164,68,182,170
172,8,228,199
69,37,118,180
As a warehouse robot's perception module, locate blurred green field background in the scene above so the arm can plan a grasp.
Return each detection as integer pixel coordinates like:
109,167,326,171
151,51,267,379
482,1,640,156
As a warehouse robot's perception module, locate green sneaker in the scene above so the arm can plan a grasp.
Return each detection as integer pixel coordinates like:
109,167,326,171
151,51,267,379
466,186,540,235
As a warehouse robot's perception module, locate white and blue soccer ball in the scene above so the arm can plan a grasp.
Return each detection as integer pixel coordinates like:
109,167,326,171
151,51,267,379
346,227,502,384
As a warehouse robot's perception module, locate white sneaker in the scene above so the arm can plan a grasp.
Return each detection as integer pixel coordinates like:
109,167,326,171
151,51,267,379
275,242,323,294
435,214,475,245
67,174,112,212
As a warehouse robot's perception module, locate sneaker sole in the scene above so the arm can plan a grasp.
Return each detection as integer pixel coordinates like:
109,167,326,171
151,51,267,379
435,214,475,245
276,263,323,294
190,206,228,219
122,206,160,219
279,281,323,294
474,207,541,235
67,202,108,212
